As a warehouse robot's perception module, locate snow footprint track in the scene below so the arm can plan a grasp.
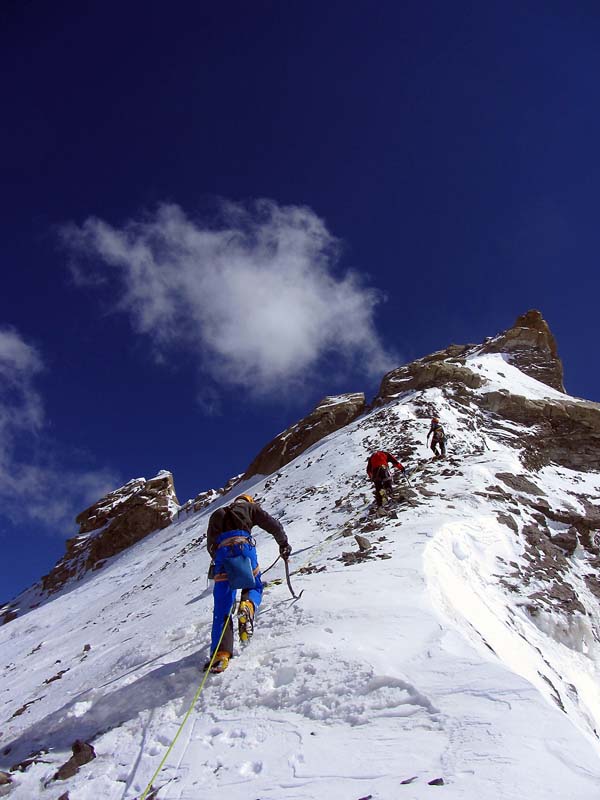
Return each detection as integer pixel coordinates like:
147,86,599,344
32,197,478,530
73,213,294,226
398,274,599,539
201,639,439,729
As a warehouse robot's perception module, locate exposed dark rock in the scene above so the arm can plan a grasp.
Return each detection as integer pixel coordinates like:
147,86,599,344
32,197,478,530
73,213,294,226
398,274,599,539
584,574,600,600
474,490,509,503
485,484,511,498
44,472,179,595
478,310,564,392
480,392,600,472
54,740,96,782
531,512,548,526
496,513,518,533
340,550,376,565
0,771,12,786
524,500,600,551
179,473,244,516
11,698,42,718
297,564,327,575
550,529,578,556
2,472,180,625
520,525,585,614
428,777,445,785
244,393,366,478
394,488,419,505
376,311,562,405
495,473,545,496
355,534,372,552
358,520,383,533
10,750,49,772
376,355,484,404
44,669,69,684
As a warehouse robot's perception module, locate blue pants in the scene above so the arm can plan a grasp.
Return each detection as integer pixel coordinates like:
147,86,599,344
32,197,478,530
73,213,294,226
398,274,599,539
211,539,263,654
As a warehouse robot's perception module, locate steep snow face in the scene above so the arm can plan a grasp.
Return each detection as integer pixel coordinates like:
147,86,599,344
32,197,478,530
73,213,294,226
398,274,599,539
2,353,600,800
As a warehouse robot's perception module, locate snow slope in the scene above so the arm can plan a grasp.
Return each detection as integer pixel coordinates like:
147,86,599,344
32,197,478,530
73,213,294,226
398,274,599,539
2,353,600,799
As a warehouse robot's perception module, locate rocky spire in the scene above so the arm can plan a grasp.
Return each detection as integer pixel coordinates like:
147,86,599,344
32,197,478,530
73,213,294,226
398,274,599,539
375,309,564,404
42,470,178,592
1,471,180,625
41,471,180,594
479,310,565,393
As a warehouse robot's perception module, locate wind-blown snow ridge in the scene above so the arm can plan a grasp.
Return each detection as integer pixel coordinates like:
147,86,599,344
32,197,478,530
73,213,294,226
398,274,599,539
1,352,600,799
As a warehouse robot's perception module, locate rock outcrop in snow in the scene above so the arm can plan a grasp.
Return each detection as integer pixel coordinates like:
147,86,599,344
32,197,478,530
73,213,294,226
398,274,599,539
178,474,244,516
43,470,180,594
1,471,180,624
376,309,563,403
376,345,485,402
243,392,366,478
479,309,565,392
479,390,600,471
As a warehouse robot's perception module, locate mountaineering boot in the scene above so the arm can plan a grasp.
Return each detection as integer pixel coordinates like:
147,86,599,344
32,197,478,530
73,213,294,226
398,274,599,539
377,487,388,506
203,650,231,673
238,599,255,643
210,651,230,673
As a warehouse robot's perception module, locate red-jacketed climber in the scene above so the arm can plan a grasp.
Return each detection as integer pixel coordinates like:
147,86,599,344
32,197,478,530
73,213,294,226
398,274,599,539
366,450,405,507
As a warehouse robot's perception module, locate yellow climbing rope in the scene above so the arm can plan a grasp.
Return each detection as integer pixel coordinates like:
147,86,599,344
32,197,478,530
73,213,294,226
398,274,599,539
138,602,234,800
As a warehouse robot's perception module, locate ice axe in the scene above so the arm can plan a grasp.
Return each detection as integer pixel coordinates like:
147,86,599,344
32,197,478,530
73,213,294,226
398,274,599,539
284,558,304,600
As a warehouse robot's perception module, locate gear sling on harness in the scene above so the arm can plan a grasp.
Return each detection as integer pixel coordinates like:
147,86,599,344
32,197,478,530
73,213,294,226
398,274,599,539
211,528,262,654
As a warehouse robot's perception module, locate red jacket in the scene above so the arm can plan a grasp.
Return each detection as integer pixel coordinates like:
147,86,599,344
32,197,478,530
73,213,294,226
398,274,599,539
366,451,403,479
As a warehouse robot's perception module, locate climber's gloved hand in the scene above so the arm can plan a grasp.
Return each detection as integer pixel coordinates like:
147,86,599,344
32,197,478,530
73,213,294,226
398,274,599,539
279,542,292,561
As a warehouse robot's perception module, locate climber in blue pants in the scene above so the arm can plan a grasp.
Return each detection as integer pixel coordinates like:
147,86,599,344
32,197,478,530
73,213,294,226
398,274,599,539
205,494,291,673
211,531,263,650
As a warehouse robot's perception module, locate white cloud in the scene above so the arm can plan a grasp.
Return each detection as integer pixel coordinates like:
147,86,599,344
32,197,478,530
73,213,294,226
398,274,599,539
62,200,396,394
0,328,44,448
0,327,118,531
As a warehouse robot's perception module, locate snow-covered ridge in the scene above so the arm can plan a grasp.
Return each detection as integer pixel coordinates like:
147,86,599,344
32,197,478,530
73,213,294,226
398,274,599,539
2,315,600,798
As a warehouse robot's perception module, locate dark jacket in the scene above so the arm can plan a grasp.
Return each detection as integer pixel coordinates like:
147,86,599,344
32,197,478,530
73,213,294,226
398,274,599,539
428,422,445,441
207,499,288,557
366,451,403,479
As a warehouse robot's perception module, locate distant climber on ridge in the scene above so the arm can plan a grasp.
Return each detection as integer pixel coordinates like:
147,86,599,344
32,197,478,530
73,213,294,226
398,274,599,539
204,494,291,673
366,450,405,507
427,417,446,459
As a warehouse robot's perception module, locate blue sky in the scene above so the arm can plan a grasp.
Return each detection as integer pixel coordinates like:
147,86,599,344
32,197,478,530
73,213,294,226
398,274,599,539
1,1,599,600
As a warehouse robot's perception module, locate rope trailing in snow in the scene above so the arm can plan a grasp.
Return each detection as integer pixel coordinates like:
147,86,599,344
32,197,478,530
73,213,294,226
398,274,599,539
137,601,235,800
